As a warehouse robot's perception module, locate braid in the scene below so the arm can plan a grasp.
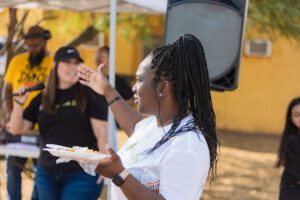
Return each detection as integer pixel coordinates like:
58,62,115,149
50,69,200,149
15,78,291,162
148,34,219,181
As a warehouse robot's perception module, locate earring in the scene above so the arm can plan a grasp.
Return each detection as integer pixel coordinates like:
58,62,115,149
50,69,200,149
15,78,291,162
159,93,163,97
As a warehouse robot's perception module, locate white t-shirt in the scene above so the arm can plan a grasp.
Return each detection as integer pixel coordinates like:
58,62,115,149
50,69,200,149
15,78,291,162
111,115,210,200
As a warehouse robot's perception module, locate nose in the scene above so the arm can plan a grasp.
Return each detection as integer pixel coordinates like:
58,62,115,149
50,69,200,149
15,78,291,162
132,83,137,94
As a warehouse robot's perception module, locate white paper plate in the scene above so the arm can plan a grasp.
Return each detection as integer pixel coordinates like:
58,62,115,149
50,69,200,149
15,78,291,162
43,144,110,162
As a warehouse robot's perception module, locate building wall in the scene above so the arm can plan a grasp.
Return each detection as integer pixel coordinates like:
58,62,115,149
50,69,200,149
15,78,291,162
2,8,299,134
212,39,300,134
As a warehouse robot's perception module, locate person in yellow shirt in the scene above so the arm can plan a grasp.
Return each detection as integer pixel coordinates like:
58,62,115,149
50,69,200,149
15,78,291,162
1,25,53,200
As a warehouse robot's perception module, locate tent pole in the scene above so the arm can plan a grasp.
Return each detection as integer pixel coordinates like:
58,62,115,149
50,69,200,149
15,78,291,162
107,0,117,200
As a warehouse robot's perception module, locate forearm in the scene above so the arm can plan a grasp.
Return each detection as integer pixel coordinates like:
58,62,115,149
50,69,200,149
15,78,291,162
120,175,165,200
97,132,108,153
10,104,26,134
2,87,13,118
104,85,143,137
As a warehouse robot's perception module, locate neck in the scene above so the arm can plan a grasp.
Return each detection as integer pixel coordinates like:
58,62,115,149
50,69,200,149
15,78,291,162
156,99,179,127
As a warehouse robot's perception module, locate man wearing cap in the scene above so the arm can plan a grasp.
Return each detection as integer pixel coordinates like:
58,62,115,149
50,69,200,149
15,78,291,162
1,25,53,200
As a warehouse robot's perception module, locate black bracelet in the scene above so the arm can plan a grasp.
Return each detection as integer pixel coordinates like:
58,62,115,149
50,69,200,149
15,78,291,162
14,99,24,106
108,96,123,106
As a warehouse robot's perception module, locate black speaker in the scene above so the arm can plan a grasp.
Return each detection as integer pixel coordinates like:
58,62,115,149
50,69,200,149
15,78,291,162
165,0,248,91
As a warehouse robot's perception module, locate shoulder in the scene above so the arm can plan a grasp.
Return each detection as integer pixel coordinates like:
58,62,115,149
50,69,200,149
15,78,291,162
115,75,127,84
134,116,155,131
25,92,43,111
31,92,43,104
168,116,209,160
10,52,29,63
44,53,54,62
83,85,106,102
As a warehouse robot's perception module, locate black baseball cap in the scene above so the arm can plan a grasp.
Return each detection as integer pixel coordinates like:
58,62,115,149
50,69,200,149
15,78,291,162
54,46,84,63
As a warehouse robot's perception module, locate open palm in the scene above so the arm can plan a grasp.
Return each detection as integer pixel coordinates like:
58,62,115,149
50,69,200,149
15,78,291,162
77,64,109,95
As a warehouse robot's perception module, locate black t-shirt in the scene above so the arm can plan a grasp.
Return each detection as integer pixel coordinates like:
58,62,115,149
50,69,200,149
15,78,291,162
23,83,108,172
115,75,133,100
286,134,300,179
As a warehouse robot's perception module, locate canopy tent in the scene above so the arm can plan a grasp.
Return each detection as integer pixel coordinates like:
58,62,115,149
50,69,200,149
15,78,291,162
0,0,167,13
0,2,167,199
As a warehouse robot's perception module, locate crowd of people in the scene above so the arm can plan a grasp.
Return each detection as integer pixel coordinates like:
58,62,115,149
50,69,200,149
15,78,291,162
0,24,299,200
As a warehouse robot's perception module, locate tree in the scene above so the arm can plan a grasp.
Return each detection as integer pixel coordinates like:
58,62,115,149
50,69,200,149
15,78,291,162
247,0,300,41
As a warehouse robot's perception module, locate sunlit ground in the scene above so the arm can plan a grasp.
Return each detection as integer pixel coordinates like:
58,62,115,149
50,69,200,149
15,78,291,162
0,130,282,200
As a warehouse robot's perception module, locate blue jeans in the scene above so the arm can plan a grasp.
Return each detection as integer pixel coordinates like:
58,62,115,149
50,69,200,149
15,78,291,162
36,166,103,200
6,156,39,200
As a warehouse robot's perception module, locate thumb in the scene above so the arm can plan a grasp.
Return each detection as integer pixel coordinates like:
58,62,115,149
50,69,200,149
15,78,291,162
97,175,105,184
97,63,105,73
105,144,117,158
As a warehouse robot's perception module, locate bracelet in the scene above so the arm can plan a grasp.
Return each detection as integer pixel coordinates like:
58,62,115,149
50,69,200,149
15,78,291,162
14,99,24,106
108,95,123,106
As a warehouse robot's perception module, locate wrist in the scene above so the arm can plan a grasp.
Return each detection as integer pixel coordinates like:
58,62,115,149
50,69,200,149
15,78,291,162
111,168,130,186
103,84,114,98
107,96,123,106
13,99,24,106
104,85,120,103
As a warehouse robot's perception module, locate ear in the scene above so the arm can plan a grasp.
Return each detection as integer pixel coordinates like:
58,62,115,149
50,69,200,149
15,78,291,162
157,80,172,98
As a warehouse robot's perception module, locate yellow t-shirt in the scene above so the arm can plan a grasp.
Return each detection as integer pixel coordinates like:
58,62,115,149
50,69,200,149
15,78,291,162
4,52,53,108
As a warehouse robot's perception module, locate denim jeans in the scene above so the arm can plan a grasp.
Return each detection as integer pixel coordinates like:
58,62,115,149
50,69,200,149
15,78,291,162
36,166,103,200
6,156,39,200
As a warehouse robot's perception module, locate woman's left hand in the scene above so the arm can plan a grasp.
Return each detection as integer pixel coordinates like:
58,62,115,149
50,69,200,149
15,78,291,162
96,145,125,178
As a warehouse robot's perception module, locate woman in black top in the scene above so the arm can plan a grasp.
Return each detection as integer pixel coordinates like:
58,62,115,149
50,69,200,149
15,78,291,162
276,97,300,200
10,46,108,200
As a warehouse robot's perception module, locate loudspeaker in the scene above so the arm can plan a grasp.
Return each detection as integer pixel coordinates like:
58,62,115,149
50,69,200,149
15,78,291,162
165,0,248,91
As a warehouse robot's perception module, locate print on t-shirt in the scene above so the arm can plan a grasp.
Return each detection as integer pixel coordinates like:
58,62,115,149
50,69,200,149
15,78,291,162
18,65,48,86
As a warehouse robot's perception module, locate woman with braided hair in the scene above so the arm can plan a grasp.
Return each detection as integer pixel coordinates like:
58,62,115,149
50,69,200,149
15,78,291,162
77,33,218,200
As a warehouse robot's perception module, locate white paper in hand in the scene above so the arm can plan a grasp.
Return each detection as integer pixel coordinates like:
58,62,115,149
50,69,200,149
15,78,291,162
43,144,110,176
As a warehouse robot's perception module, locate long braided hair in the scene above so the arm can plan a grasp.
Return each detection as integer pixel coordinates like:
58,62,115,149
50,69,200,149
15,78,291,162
148,34,218,181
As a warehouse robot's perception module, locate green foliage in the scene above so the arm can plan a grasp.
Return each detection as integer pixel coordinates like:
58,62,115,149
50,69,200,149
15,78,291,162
43,11,94,42
94,14,164,45
247,0,300,41
43,0,300,43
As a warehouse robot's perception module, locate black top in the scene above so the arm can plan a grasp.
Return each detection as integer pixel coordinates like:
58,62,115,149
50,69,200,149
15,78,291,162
115,75,133,100
23,83,108,172
285,134,300,179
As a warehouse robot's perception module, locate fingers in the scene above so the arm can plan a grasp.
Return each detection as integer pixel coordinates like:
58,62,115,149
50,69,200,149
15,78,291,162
15,86,29,96
78,79,90,87
78,64,95,73
77,71,90,82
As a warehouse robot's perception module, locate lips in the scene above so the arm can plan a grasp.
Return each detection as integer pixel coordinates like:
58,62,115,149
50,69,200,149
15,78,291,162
133,95,139,104
67,72,78,78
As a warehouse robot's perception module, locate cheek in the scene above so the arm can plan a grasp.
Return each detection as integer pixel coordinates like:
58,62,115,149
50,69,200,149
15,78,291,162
57,67,64,78
292,118,300,128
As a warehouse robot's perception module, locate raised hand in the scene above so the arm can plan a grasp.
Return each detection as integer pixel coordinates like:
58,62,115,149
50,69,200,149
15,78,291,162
77,64,110,95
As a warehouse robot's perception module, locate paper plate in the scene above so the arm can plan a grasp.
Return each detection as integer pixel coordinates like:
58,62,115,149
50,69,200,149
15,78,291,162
43,144,110,162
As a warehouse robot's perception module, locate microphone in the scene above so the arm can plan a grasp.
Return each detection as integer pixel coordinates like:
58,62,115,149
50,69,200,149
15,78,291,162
9,83,45,98
0,83,45,110
23,82,45,93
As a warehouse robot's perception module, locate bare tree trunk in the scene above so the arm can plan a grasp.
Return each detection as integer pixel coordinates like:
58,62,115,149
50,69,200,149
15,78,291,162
67,25,99,47
5,8,18,71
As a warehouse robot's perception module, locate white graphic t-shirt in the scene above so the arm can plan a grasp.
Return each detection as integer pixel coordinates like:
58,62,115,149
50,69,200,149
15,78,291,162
111,115,210,200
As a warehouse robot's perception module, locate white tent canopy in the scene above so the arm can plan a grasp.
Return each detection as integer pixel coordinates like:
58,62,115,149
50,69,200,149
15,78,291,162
0,2,167,198
0,0,167,13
